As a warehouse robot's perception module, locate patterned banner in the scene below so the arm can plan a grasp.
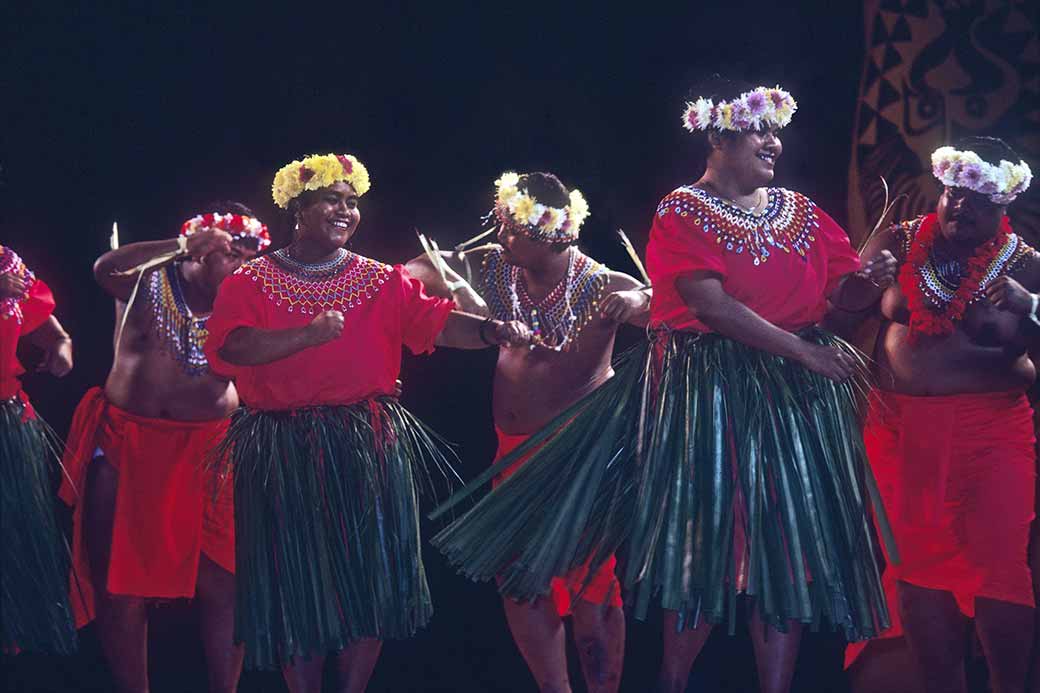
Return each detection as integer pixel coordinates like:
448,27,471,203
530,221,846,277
848,0,1038,246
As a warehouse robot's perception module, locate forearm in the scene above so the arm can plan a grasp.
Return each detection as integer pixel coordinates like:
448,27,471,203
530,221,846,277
628,288,652,327
218,325,317,366
823,274,883,337
434,311,502,349
26,315,71,351
404,255,489,317
94,240,183,299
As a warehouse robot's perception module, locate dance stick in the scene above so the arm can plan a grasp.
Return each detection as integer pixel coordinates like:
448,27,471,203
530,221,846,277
617,229,651,287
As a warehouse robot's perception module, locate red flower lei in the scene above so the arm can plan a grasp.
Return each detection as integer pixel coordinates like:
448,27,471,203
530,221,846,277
897,213,1011,341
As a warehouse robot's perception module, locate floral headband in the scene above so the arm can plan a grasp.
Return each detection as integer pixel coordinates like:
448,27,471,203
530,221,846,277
180,213,272,250
682,85,797,133
931,146,1032,205
272,153,371,209
492,172,590,244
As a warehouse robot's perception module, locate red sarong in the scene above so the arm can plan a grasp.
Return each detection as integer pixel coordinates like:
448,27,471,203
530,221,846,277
58,387,234,628
494,427,623,617
846,389,1036,667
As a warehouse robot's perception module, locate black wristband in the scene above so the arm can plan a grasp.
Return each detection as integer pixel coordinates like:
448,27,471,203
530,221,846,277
479,317,497,346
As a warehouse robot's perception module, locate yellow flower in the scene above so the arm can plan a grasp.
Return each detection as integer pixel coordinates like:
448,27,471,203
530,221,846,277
568,189,589,229
512,196,536,226
271,153,372,208
716,103,734,130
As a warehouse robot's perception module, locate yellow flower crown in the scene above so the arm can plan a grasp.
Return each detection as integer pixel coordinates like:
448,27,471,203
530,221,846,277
272,153,371,208
493,172,590,243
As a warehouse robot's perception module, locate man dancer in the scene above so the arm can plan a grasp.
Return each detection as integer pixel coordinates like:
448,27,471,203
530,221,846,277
59,204,268,693
410,171,650,693
846,138,1036,693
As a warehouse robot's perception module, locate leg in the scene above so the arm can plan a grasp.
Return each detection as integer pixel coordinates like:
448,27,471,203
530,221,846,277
747,609,802,693
657,610,712,693
897,581,970,693
331,639,383,693
195,554,244,693
570,600,624,693
975,597,1034,693
84,456,150,693
1032,515,1040,693
847,638,924,693
282,653,326,693
501,596,572,692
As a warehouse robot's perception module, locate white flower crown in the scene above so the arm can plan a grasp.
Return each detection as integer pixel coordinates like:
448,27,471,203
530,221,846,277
931,146,1032,205
493,172,590,243
682,86,797,133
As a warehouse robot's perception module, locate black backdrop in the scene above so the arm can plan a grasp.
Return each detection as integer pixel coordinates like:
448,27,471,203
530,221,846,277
3,3,882,691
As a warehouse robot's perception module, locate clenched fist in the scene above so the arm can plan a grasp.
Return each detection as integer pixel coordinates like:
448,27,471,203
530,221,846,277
495,320,533,348
857,250,898,288
985,275,1035,316
185,228,234,260
0,272,27,300
306,310,345,346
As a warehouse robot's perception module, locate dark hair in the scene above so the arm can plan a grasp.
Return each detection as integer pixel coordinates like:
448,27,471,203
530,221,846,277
952,136,1020,167
516,172,576,251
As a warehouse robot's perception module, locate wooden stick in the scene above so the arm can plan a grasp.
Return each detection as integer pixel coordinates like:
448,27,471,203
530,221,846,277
617,229,651,286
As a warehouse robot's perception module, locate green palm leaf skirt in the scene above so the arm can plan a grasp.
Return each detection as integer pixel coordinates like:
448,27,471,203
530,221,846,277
432,328,893,641
213,398,455,670
1,397,77,654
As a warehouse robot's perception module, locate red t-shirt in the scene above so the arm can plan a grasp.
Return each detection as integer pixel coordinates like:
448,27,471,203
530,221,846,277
204,251,455,410
0,247,55,399
646,186,860,332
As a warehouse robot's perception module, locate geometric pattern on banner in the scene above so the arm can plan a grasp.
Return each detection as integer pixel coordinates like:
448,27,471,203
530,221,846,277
848,0,1039,247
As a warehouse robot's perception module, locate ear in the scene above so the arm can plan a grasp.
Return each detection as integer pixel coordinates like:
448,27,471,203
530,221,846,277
707,131,725,151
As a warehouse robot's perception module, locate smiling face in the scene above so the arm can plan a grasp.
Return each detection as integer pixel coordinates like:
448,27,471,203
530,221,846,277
708,126,783,190
294,181,361,255
936,185,1005,248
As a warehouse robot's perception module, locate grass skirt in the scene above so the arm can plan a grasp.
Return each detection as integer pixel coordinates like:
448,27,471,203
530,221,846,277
432,329,892,641
213,398,454,669
1,396,76,653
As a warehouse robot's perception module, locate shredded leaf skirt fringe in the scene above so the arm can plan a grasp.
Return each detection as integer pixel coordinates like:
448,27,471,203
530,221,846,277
1,397,77,654
214,398,453,670
432,328,892,641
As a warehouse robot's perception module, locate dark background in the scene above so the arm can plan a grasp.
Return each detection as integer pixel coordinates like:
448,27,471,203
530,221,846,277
0,2,973,691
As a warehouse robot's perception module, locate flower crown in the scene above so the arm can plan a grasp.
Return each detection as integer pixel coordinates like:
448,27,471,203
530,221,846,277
272,153,371,209
931,146,1032,205
682,86,797,133
180,213,272,250
493,172,590,244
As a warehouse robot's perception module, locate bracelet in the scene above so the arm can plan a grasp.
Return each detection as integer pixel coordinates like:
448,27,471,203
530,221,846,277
176,235,189,256
479,317,497,346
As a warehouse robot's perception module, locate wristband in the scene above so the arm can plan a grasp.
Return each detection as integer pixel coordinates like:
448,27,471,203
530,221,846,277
479,317,497,346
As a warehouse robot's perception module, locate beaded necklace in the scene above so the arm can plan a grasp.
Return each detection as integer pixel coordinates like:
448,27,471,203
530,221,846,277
481,246,608,351
656,186,819,266
145,264,210,376
0,245,37,326
240,247,393,315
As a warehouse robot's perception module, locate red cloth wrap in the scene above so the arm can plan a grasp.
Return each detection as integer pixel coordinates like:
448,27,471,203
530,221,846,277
58,387,234,628
845,389,1036,667
646,187,860,332
0,278,55,399
493,427,623,617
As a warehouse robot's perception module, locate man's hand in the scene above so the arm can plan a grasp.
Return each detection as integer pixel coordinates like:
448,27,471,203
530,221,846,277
494,320,532,348
185,229,234,260
38,337,73,377
856,250,898,288
600,289,650,323
793,341,858,382
986,275,1034,316
0,272,27,300
305,310,345,346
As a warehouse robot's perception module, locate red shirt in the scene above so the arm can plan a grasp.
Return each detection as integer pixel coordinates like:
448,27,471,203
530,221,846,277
204,251,454,410
1,247,55,400
646,186,860,332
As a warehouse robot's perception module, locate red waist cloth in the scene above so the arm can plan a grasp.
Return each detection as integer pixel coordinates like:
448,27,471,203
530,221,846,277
59,387,234,628
494,427,623,617
846,389,1036,667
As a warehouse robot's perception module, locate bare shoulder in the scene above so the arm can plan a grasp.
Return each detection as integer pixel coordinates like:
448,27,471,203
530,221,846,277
604,269,644,293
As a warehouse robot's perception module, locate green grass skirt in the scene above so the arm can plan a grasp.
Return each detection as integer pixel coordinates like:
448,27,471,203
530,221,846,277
213,398,455,669
1,397,77,654
432,329,893,641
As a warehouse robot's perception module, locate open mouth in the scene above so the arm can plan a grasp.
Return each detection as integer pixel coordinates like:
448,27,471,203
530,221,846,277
330,219,352,230
756,151,776,165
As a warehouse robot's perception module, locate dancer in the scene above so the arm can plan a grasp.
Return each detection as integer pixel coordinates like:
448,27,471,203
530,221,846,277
408,171,650,692
845,138,1036,693
203,153,530,692
59,204,268,693
0,244,76,655
432,80,898,693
